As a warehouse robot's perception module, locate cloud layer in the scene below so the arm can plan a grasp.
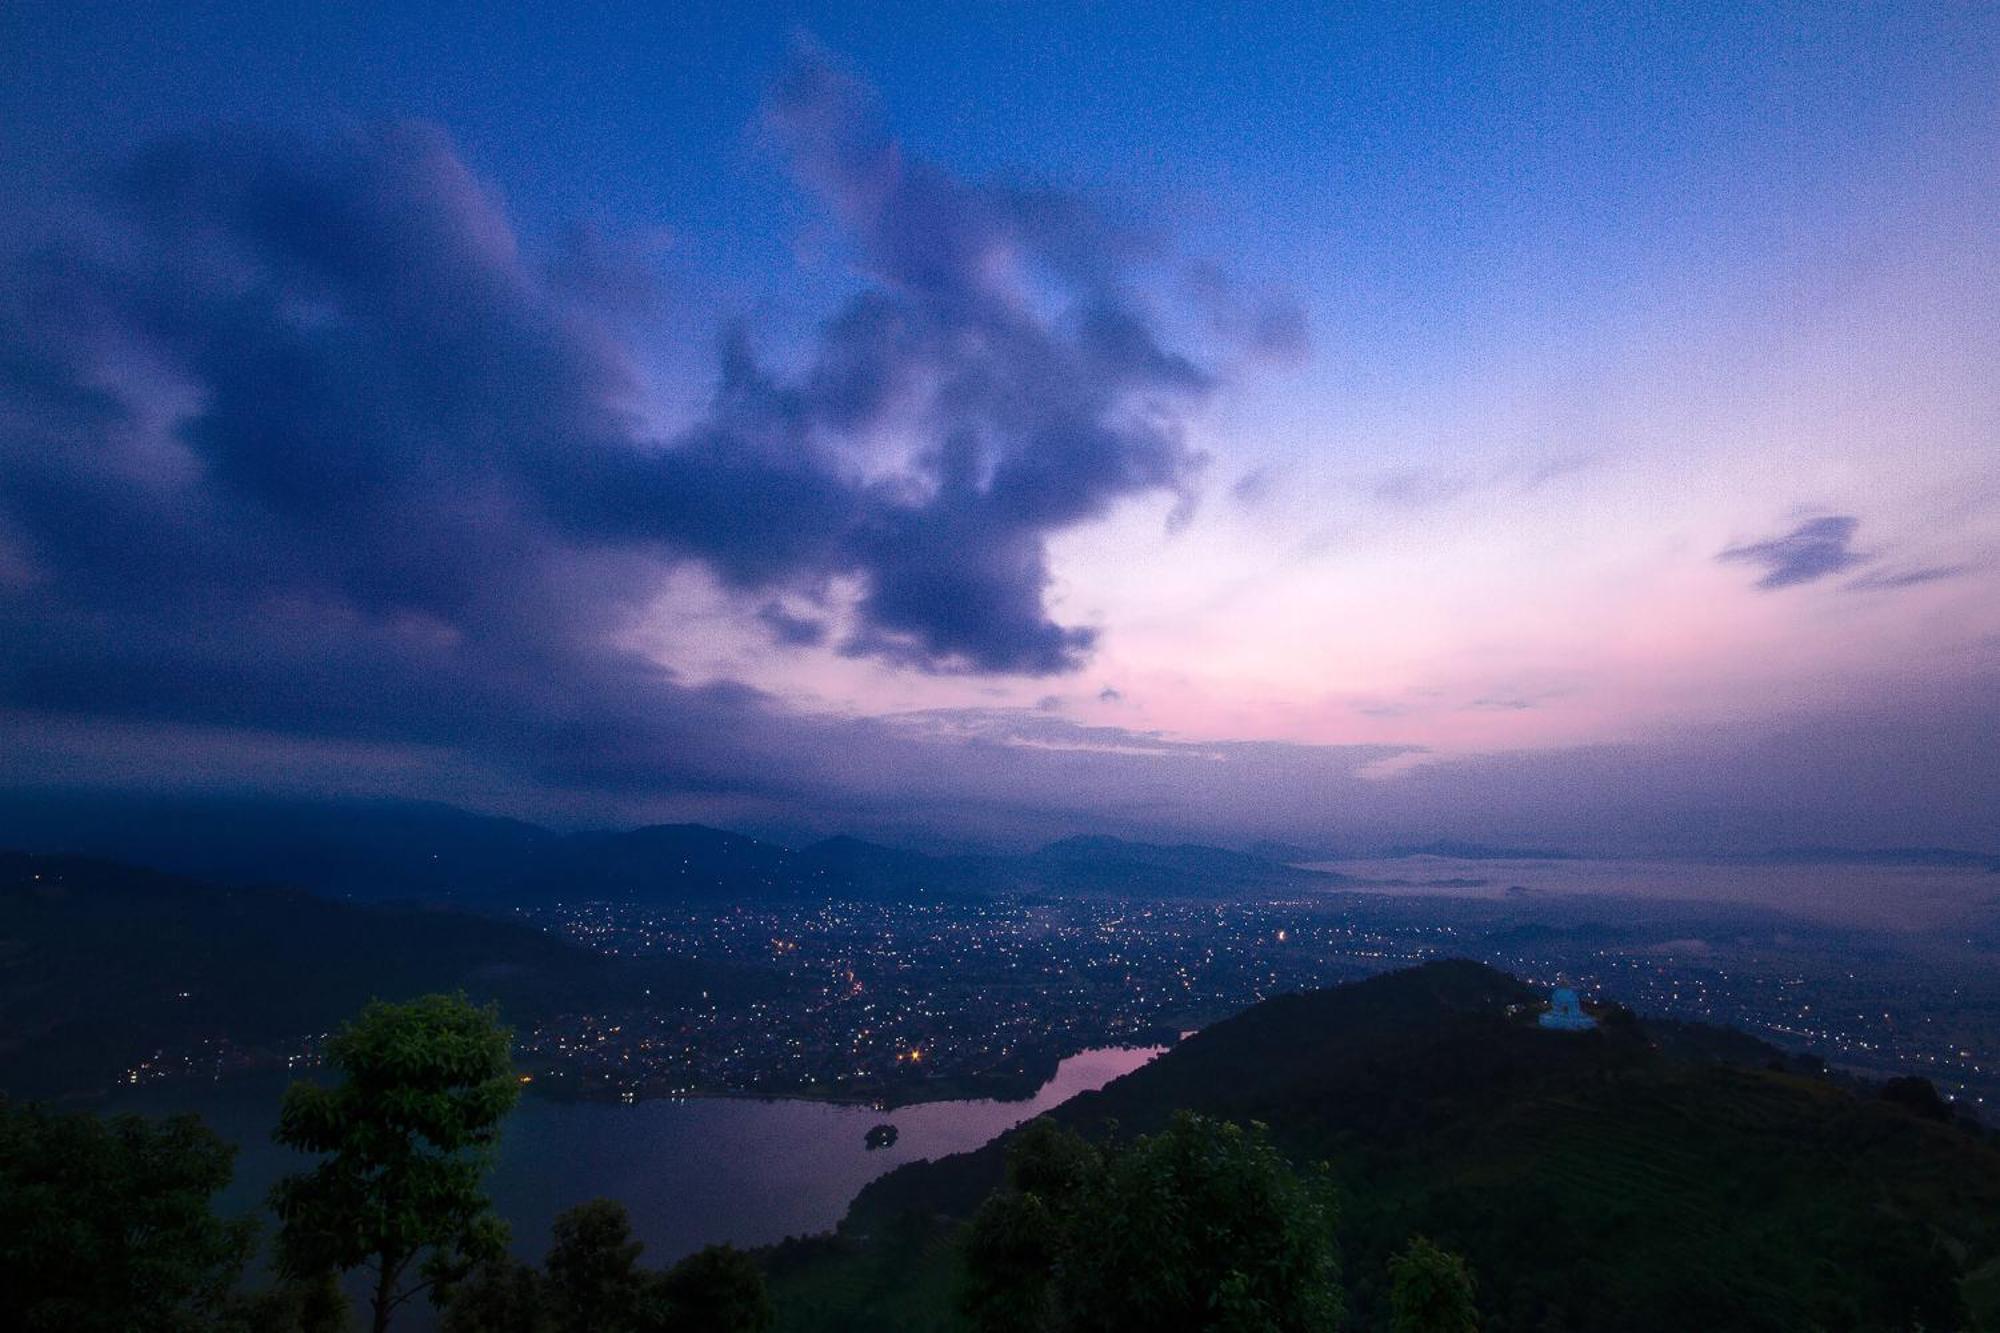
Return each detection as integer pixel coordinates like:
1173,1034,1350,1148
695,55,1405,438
3,41,1995,857
0,48,1223,803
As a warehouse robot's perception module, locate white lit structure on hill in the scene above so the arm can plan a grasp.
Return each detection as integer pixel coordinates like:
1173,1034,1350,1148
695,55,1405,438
1539,986,1596,1031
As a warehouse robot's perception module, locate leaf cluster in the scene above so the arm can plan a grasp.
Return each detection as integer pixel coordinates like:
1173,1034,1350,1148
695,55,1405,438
269,993,522,1320
442,1197,774,1333
1387,1236,1479,1333
960,1111,1344,1333
0,1100,255,1332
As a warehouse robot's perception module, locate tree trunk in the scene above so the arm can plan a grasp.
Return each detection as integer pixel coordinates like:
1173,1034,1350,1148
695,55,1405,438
372,1253,401,1333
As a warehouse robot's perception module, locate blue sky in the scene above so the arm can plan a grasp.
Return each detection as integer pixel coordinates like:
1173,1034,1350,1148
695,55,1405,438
13,3,1983,320
2,2,1996,849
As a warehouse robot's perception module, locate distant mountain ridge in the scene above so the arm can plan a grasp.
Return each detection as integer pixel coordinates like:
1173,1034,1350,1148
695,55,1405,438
0,791,1351,906
1243,839,1327,864
1023,834,1347,894
0,790,556,899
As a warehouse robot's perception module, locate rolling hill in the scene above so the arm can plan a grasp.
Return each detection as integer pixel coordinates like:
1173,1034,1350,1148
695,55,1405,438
771,961,2000,1332
0,852,768,1098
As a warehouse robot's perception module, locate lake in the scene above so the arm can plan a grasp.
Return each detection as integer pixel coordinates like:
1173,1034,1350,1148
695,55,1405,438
106,1044,1164,1269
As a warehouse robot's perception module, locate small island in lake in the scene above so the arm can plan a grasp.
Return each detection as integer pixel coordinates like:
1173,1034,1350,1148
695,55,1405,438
865,1123,898,1150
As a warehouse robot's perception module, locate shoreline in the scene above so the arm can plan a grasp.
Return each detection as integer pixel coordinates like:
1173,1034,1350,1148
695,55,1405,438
87,1037,1180,1116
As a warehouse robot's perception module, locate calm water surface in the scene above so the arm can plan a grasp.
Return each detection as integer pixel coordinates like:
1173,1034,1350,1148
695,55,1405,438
109,1044,1164,1266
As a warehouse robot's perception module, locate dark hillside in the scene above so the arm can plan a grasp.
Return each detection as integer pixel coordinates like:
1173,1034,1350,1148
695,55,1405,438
510,823,805,903
1021,835,1351,896
795,962,2000,1332
796,837,1007,900
0,792,1350,906
0,791,554,900
0,852,763,1098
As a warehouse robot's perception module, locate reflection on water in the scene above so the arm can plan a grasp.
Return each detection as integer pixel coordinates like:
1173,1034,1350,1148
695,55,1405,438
108,1043,1164,1268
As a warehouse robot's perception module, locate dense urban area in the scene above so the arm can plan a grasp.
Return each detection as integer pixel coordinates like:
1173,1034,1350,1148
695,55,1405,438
492,889,2000,1114
110,880,1999,1116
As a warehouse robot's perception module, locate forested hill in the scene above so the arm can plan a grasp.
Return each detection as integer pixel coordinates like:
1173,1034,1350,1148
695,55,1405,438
779,961,2000,1332
0,853,763,1098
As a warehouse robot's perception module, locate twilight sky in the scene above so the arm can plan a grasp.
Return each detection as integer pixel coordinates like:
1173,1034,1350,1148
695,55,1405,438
2,2,1997,852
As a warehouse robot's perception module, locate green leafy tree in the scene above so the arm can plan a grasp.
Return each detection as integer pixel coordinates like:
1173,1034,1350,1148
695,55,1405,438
219,1274,352,1333
546,1199,646,1333
1006,1114,1103,1199
0,1101,255,1332
962,1117,1097,1331
270,993,522,1333
644,1244,775,1333
439,1203,772,1333
1388,1237,1479,1333
441,1256,547,1333
961,1189,1061,1333
961,1111,1343,1333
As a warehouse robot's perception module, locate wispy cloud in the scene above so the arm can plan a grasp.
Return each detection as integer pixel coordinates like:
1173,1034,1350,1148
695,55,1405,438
1369,453,1596,510
1846,562,1974,591
1718,515,1868,589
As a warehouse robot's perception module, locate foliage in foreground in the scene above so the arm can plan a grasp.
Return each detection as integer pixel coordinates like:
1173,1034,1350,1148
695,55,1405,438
960,1112,1344,1333
270,992,522,1333
0,1100,253,1332
3,990,775,1333
1389,1236,1479,1333
442,1197,773,1333
0,1098,346,1333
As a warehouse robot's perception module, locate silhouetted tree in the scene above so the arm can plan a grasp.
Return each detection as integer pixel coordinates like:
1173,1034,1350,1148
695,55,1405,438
1007,1114,1103,1199
441,1257,547,1333
0,1101,254,1332
643,1244,775,1333
437,1200,772,1333
270,993,521,1333
1879,1075,1953,1122
1388,1236,1479,1333
546,1199,646,1333
219,1273,351,1333
961,1190,1061,1332
960,1111,1342,1332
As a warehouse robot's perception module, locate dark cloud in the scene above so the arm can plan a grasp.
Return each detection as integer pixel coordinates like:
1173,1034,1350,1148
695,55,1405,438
1717,515,1868,589
11,56,1990,857
759,43,1212,671
0,48,1225,803
1098,685,1125,704
756,601,828,648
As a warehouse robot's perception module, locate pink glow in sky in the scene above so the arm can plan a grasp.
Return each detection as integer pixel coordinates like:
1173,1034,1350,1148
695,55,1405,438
2,8,1997,850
